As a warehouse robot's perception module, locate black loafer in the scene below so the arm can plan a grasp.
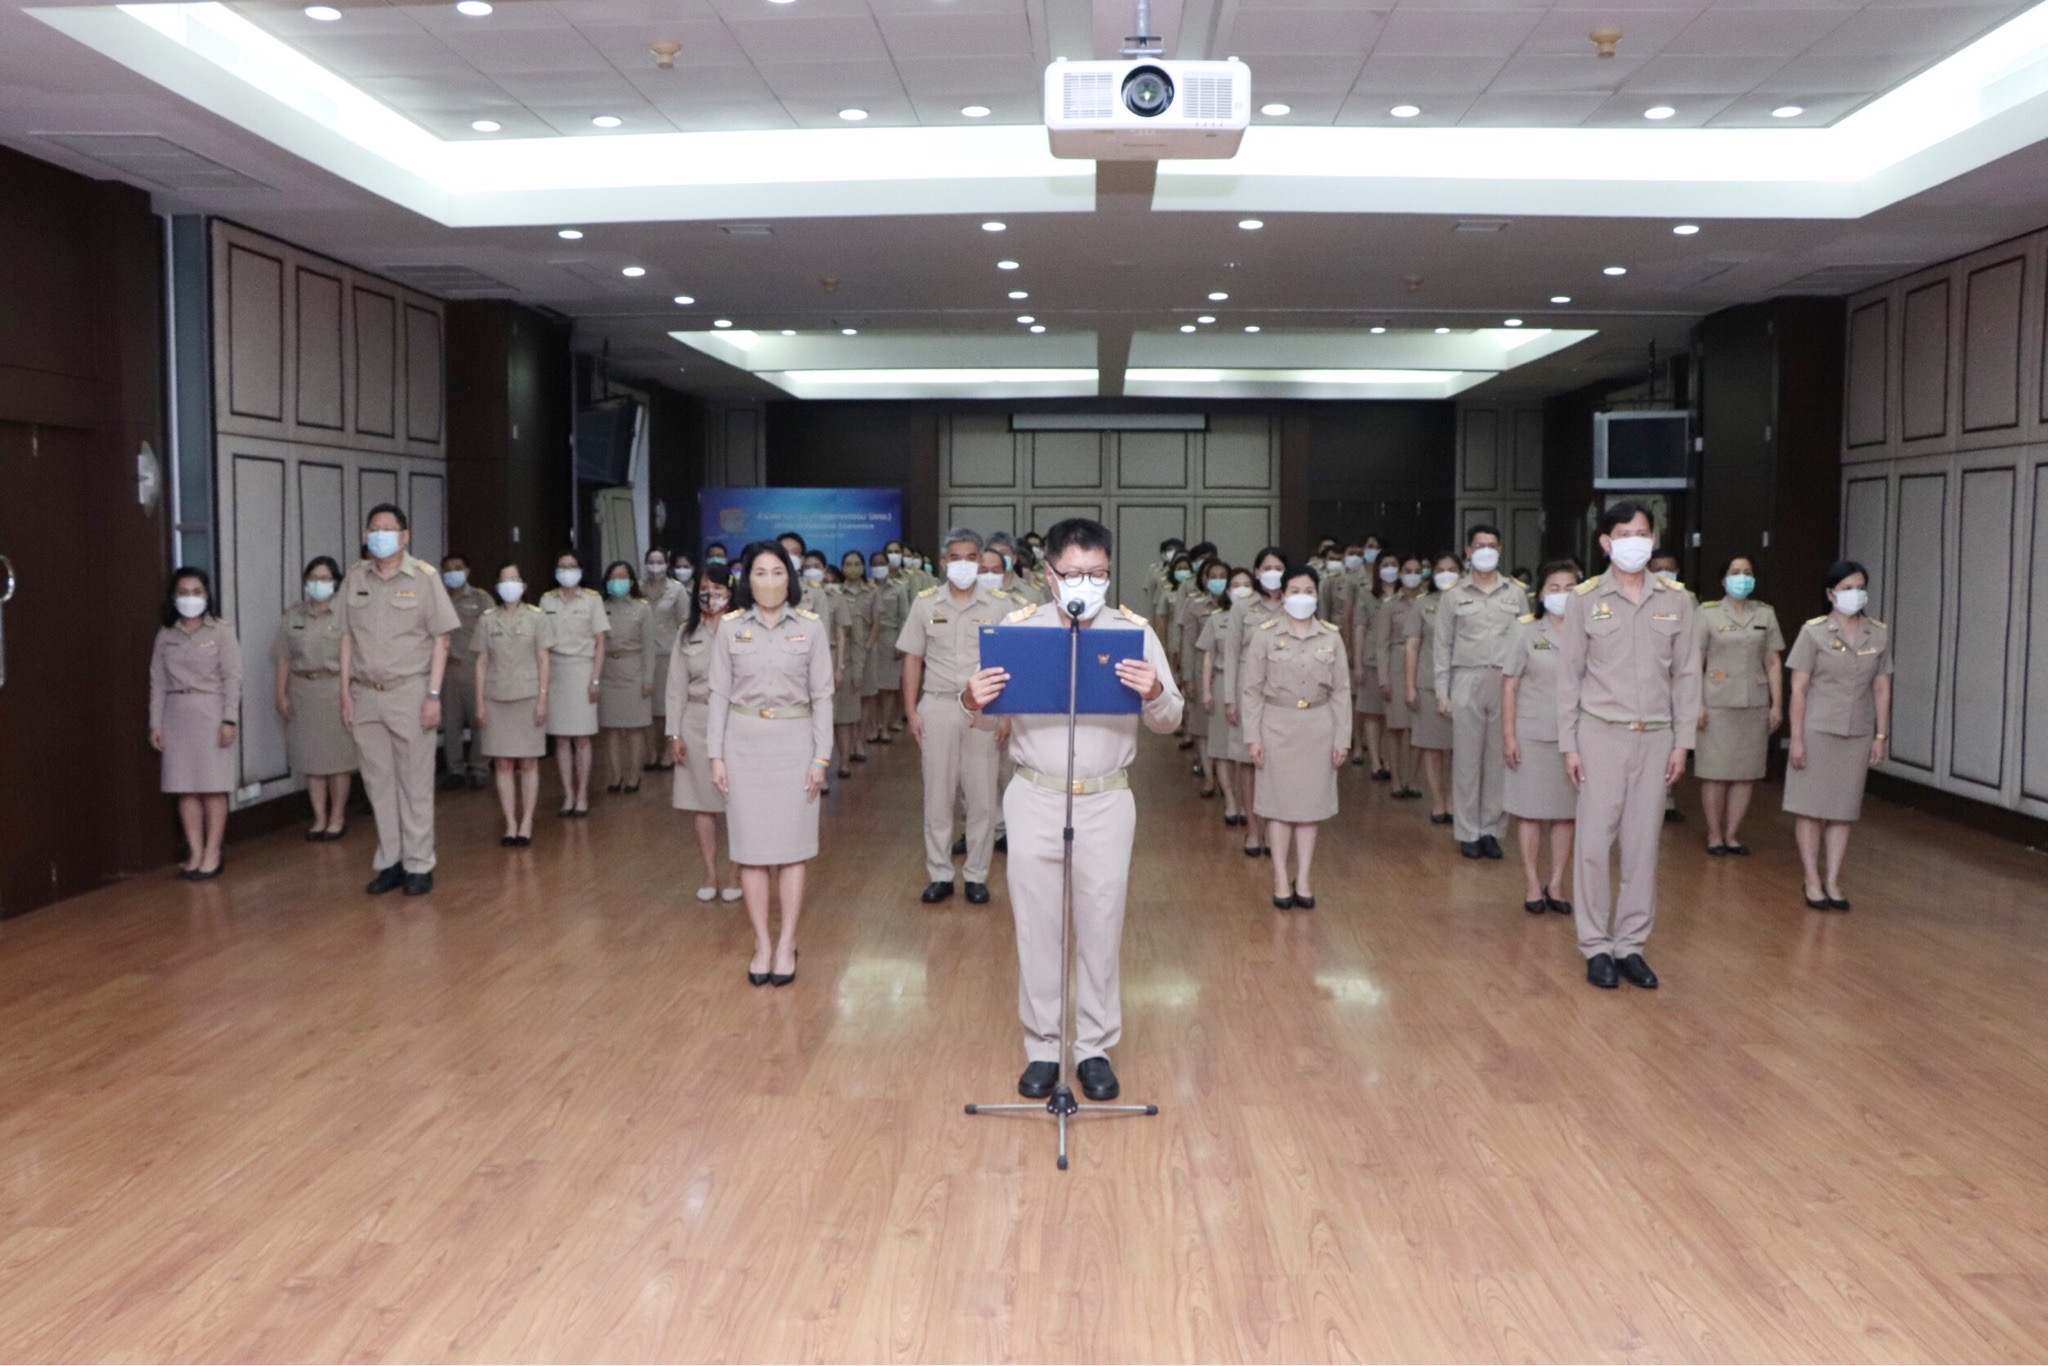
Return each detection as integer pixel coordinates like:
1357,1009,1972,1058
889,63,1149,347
1726,843,1751,856
403,872,434,897
1017,1061,1058,1099
1524,898,1547,915
1076,1056,1120,1101
1616,953,1659,988
1587,953,1619,989
920,881,955,904
366,864,407,896
1706,844,1729,857
1430,813,1453,826
952,836,968,856
1479,835,1504,859
994,836,1007,854
1459,840,1484,859
964,882,990,905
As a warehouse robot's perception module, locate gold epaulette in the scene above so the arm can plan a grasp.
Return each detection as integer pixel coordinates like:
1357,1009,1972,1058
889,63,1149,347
1702,599,1722,609
1320,619,1339,631
1006,604,1036,623
1869,617,1886,629
1575,577,1601,595
1258,618,1276,630
917,585,936,598
1658,575,1686,591
990,589,1010,600
794,607,819,621
1518,612,1536,624
1119,606,1145,624
1807,614,1828,625
723,608,745,621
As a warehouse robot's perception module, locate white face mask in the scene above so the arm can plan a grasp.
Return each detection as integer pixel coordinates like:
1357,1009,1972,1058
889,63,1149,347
1542,590,1571,618
1400,571,1423,590
1379,563,1399,583
1433,570,1460,592
174,593,208,619
1283,592,1318,620
802,566,826,585
870,564,890,581
1607,534,1655,574
1062,578,1109,621
886,552,903,567
945,560,979,589
1832,587,1868,617
306,579,336,602
497,580,526,604
556,567,582,588
1343,554,1364,571
1257,568,1284,593
645,561,666,578
442,569,467,590
674,565,694,583
977,571,1004,590
365,529,402,560
1470,546,1500,574
1228,584,1255,602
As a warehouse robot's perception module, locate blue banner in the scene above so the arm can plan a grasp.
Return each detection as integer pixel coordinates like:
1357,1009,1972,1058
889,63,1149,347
697,487,903,566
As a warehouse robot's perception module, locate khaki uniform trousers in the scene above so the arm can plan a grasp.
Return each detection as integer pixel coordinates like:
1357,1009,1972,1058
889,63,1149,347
352,675,440,874
441,658,483,778
919,694,1000,883
1571,717,1673,960
1450,666,1508,843
1004,779,1133,1065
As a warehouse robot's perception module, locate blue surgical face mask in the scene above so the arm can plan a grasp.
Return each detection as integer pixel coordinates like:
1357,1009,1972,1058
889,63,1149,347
306,579,336,602
1173,567,1192,583
442,569,467,590
606,577,631,598
365,529,401,560
1724,573,1756,599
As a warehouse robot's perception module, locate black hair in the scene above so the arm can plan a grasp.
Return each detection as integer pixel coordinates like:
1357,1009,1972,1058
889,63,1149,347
602,560,642,599
776,530,808,553
1158,535,1184,553
1188,541,1217,561
440,552,467,569
1721,554,1757,581
1169,553,1193,575
1047,517,1114,562
557,549,583,568
1196,555,1230,586
705,542,729,559
303,555,342,582
1536,558,1583,588
691,567,731,637
1598,500,1655,538
163,566,216,628
1286,564,1322,592
1252,545,1287,574
803,549,828,569
731,540,802,610
1466,523,1502,545
365,502,409,532
1823,559,1868,591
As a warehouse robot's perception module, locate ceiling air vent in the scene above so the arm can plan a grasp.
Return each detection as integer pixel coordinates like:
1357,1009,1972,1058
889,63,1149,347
1062,70,1114,120
374,263,514,299
1772,263,1917,295
34,133,271,192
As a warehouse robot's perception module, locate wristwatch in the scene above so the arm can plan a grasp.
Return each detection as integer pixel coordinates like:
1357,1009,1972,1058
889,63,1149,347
427,689,441,699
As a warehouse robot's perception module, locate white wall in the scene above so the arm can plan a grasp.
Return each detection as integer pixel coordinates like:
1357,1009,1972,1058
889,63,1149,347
1842,231,2048,819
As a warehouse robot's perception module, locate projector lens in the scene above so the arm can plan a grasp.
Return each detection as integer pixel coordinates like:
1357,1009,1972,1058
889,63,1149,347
1122,66,1174,118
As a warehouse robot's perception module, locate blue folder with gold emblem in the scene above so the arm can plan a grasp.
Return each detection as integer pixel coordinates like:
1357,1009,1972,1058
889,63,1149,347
977,625,1144,715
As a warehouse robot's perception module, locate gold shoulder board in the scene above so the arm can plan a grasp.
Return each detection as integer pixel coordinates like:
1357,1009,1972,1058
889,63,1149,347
917,586,937,598
1006,604,1036,623
723,608,745,621
1701,599,1722,609
1575,576,1601,595
795,607,819,621
1320,619,1339,632
1119,605,1143,622
1518,612,1536,624
991,589,1010,600
1869,618,1887,630
1258,618,1277,630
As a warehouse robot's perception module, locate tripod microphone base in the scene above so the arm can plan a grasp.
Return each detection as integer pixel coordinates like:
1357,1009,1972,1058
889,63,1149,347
966,1085,1159,1170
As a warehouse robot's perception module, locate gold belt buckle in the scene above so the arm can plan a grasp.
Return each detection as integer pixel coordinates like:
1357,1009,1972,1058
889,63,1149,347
758,707,776,720
1070,779,1087,794
1628,721,1645,731
1296,699,1312,709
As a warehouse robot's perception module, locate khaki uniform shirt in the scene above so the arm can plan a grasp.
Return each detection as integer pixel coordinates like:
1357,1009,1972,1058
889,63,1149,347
895,583,1013,694
1555,573,1704,752
444,585,494,665
336,555,461,686
1412,595,1446,696
150,617,243,727
1695,599,1786,711
1241,617,1354,745
1433,573,1531,694
972,602,1183,778
1221,596,1283,711
540,587,607,659
472,603,553,701
839,582,876,685
705,604,834,762
1503,613,1564,743
601,595,658,687
663,620,718,730
1787,615,1893,736
872,577,911,645
271,601,343,675
648,579,687,657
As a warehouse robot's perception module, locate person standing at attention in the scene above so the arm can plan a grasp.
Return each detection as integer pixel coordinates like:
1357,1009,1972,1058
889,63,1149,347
271,555,356,841
337,504,460,896
1784,561,1892,911
1241,565,1352,909
665,570,742,903
1434,525,1529,860
1406,555,1461,827
1502,560,1581,916
598,560,657,792
472,562,551,846
962,517,1183,1104
151,567,242,880
644,547,685,775
1694,555,1784,856
437,553,494,791
867,545,911,742
540,551,606,817
1556,502,1702,990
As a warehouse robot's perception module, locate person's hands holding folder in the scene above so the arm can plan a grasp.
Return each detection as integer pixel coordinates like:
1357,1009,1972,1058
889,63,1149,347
1114,657,1163,702
962,664,1010,713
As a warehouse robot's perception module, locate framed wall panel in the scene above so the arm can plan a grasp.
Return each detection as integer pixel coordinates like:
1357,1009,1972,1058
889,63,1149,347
1513,409,1544,494
1900,281,1951,443
352,287,398,440
1030,431,1103,489
408,471,447,567
945,501,1020,541
403,303,444,446
1888,471,1947,773
231,452,289,788
1202,415,1273,489
1028,501,1104,534
298,460,347,571
1117,431,1189,489
1950,465,2015,790
1845,299,1889,449
1962,256,2024,434
1510,506,1545,574
1460,505,1501,545
1842,474,1890,605
1114,503,1188,609
2024,462,2048,802
946,415,1016,488
225,242,286,424
1200,503,1274,565
359,465,400,521
294,267,345,432
1460,408,1500,493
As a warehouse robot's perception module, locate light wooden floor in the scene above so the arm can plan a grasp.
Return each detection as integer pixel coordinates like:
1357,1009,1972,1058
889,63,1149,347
4,734,2048,1363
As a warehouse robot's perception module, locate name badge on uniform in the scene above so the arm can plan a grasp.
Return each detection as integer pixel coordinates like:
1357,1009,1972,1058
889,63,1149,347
1653,612,1679,622
737,630,753,642
790,634,807,643
932,616,949,625
1829,638,1847,651
1591,604,1612,620
396,589,417,600
1532,639,1553,650
1856,646,1880,656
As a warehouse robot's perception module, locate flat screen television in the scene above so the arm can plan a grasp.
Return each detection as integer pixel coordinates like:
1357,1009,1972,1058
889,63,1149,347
1594,410,1691,490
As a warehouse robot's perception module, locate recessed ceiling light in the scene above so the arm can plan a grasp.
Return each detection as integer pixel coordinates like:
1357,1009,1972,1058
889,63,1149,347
1772,105,1804,119
1260,103,1291,117
779,329,795,335
982,221,1006,232
673,295,695,305
1644,105,1676,121
304,4,341,18
1550,295,1572,304
1208,292,1229,301
1197,315,1216,324
1008,290,1028,300
713,319,733,328
1390,104,1420,119
842,327,858,335
591,115,622,128
1434,326,1451,334
1673,223,1701,235
1179,324,1196,333
1029,325,1046,333
556,227,583,239
838,108,868,122
621,265,645,277
1504,318,1524,327
1238,219,1263,230
961,105,991,118
997,260,1019,270
768,0,794,5
1017,315,1034,324
1369,326,1386,334
470,119,501,133
455,0,492,15
1244,325,1260,333
1603,265,1628,276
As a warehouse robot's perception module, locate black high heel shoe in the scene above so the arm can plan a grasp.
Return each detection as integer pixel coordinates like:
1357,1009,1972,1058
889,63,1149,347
770,950,799,987
1804,893,1832,910
1272,890,1294,909
748,966,772,986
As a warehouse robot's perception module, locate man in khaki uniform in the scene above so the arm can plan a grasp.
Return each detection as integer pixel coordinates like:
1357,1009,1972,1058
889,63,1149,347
899,527,1013,905
338,503,461,896
437,553,494,790
1433,525,1530,858
963,517,1183,1104
1556,502,1702,990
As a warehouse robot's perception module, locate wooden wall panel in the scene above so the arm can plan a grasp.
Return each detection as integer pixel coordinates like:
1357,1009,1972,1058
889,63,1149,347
944,500,1019,541
2024,462,2048,803
1114,503,1188,606
1951,466,2016,789
1117,431,1188,489
1030,431,1103,488
298,461,346,570
1842,474,1890,602
353,287,397,440
225,243,286,425
1201,503,1274,565
1029,501,1105,535
408,471,446,567
230,451,288,789
1846,300,1888,449
404,304,444,446
1513,409,1544,494
1203,415,1272,489
294,267,345,432
1962,256,2024,434
1460,407,1500,493
1900,281,1951,443
945,415,1015,487
1889,471,1947,773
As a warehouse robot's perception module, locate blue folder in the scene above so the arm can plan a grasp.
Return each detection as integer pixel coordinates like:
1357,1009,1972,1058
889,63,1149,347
977,624,1144,715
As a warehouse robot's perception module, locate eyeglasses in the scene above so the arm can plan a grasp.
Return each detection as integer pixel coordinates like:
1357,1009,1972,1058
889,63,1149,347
1054,571,1111,590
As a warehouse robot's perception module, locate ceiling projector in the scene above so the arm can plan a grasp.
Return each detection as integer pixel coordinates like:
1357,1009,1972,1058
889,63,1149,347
1043,57,1249,160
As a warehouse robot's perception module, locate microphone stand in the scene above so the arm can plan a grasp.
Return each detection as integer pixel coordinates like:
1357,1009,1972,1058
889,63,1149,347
966,599,1157,1170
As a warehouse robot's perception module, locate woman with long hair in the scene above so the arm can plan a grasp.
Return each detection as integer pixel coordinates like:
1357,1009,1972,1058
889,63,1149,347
1406,553,1460,827
598,559,657,792
271,554,356,841
666,569,741,901
150,568,241,880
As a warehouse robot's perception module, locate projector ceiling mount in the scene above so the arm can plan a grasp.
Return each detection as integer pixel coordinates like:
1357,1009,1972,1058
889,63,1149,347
1121,0,1163,58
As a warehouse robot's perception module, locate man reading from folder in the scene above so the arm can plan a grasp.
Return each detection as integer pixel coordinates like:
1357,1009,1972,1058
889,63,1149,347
962,517,1184,1103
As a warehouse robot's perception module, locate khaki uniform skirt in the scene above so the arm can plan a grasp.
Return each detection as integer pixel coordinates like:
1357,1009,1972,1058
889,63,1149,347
546,655,599,736
1381,669,1412,730
482,694,547,759
1696,704,1770,782
1409,685,1452,751
669,699,725,813
1355,661,1385,717
1784,730,1872,822
1505,735,1575,820
1251,702,1340,822
161,692,236,793
286,673,357,775
723,710,819,864
598,659,653,729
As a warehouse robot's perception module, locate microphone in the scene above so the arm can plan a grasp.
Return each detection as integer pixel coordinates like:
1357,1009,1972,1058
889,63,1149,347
1066,599,1085,620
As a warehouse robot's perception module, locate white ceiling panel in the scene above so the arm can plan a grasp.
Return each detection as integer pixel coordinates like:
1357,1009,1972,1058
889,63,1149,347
873,11,1036,58
1584,90,1739,124
575,20,754,68
1353,52,1508,93
411,0,582,33
1458,91,1610,124
1488,50,1650,92
1664,7,1850,56
1755,52,1929,92
1334,90,1479,123
1516,7,1705,55
631,66,784,103
1237,53,1372,91
1371,8,1544,55
754,59,908,98
643,100,799,130
1619,54,1795,94
1222,7,1388,56
526,101,679,135
292,34,475,79
437,28,614,75
725,16,892,64
549,0,725,25
779,97,922,126
1807,4,2010,54
487,69,651,104
892,55,1043,96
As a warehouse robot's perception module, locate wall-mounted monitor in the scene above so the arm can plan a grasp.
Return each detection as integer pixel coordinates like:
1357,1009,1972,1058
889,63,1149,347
1594,410,1691,490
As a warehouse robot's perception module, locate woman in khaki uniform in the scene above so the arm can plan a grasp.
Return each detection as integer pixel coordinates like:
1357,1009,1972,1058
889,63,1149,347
1199,569,1257,827
867,549,910,742
1349,559,1393,778
1407,554,1459,826
1179,557,1229,797
149,568,241,880
598,560,657,793
1694,554,1785,856
271,555,355,841
1502,560,1580,915
645,548,684,775
473,563,552,845
666,573,740,903
1242,567,1353,908
1373,557,1425,801
835,550,874,771
1222,548,1289,856
1785,560,1893,911
541,552,607,817
707,543,836,986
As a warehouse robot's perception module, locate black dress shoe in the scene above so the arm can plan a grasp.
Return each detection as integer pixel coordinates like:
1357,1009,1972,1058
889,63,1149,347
748,967,772,987
366,865,407,895
500,835,519,847
1076,1056,1120,1101
1827,897,1852,912
1805,894,1833,910
994,835,1007,854
1224,813,1246,828
921,881,955,903
1706,844,1729,856
1664,807,1684,823
769,951,798,987
1586,953,1619,989
1459,840,1484,859
1524,897,1547,915
1479,834,1504,859
1199,787,1219,799
468,772,488,790
1292,893,1315,910
437,773,466,792
186,865,222,882
403,872,434,897
1017,1061,1058,1099
1546,895,1572,916
1372,767,1393,782
952,835,968,856
514,835,532,847
306,828,327,842
1348,754,1365,765
1430,812,1453,825
1725,843,1751,856
1272,893,1294,909
1616,953,1658,988
964,882,990,905
606,782,623,795
836,767,851,779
